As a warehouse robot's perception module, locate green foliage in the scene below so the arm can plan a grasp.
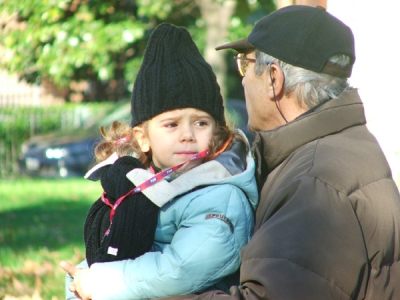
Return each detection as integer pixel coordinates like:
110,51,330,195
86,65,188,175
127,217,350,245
0,0,275,101
0,0,147,101
226,0,276,44
0,178,102,299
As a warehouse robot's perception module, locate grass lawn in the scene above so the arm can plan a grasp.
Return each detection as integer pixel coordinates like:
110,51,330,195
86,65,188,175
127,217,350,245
0,178,102,299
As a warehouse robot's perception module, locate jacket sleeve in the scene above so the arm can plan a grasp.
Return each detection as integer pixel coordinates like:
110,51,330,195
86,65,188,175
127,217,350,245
65,260,89,300
160,176,369,300
89,184,254,300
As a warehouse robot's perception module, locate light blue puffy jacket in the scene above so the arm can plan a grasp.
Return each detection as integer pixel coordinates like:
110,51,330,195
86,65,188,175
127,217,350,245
66,133,258,300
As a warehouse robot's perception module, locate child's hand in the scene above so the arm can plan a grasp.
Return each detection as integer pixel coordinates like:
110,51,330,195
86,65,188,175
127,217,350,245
60,261,93,300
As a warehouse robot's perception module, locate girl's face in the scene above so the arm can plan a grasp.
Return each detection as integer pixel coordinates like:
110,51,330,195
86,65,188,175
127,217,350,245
134,108,216,170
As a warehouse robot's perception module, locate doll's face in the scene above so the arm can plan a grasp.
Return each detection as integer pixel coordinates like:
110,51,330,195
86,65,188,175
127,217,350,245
134,108,216,169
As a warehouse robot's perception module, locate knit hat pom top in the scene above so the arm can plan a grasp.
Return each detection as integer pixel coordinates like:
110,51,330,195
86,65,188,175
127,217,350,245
130,23,226,127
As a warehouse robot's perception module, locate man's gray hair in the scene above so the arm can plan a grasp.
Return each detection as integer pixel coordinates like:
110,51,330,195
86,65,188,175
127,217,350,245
254,50,351,109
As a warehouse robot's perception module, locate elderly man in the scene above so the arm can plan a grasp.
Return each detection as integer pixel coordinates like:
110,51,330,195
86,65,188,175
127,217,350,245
165,4,400,300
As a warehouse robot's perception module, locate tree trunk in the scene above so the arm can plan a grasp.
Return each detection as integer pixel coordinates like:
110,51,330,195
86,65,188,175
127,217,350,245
196,0,236,103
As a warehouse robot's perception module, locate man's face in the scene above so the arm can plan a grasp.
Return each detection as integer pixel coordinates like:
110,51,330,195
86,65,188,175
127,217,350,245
241,51,280,132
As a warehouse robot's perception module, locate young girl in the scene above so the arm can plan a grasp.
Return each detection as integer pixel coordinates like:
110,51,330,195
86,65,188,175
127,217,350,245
62,23,258,300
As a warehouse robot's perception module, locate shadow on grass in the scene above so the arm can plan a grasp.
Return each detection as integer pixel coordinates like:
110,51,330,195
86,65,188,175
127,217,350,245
1,200,92,253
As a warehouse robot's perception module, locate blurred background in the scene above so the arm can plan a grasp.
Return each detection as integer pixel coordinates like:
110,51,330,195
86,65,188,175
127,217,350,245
0,0,275,181
1,0,399,298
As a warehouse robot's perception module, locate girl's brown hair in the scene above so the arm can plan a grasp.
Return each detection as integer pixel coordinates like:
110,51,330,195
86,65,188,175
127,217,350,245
94,119,248,167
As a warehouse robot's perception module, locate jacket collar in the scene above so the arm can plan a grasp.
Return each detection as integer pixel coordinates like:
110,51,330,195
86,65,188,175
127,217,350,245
252,89,366,186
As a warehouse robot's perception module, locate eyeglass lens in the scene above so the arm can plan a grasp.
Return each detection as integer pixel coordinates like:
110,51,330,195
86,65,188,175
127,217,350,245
236,53,247,77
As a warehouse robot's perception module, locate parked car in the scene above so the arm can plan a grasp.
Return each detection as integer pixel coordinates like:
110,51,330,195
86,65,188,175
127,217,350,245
18,99,254,178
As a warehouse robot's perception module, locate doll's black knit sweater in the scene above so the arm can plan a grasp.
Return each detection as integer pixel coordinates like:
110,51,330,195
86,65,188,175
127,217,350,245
84,156,159,266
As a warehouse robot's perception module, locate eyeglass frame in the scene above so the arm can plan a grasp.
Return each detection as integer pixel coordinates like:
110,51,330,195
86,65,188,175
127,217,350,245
234,53,256,77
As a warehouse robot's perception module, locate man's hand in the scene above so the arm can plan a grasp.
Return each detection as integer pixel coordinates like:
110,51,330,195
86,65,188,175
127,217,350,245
60,261,93,300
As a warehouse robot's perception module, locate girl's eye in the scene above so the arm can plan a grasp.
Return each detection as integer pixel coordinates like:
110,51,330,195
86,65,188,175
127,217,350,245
195,120,209,127
165,122,178,128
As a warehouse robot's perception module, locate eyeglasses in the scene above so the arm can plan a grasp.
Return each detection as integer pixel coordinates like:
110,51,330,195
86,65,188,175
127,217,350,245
234,53,256,77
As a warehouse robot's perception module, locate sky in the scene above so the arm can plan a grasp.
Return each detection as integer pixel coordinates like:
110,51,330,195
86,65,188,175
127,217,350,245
328,0,400,185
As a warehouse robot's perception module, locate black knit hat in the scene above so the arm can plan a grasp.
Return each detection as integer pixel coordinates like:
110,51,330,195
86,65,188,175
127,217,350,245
216,5,355,78
131,23,226,127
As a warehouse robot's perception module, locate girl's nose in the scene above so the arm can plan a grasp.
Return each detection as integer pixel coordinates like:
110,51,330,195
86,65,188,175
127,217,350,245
179,125,195,142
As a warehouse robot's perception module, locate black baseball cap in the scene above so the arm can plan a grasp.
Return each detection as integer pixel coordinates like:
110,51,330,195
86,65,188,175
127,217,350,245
216,5,355,78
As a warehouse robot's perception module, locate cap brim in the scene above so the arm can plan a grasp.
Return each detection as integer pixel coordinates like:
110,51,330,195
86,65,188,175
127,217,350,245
215,38,255,52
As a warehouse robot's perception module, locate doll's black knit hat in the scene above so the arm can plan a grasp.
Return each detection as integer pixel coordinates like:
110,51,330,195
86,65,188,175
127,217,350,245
130,23,226,127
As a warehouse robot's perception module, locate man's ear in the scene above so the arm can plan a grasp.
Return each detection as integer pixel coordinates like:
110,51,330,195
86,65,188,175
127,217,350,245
267,64,285,100
132,127,150,152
